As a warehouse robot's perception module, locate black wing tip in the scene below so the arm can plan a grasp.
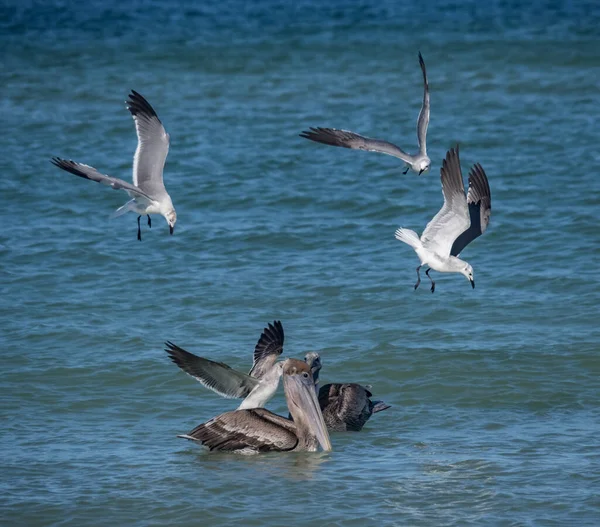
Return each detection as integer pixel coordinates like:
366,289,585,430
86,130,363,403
50,157,88,178
468,163,491,204
254,320,285,357
164,340,193,360
441,144,460,170
300,126,330,139
418,51,428,82
265,319,284,345
126,89,157,118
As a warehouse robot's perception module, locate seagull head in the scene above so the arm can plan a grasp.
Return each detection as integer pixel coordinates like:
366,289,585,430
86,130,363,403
461,264,475,289
164,208,177,235
417,157,431,176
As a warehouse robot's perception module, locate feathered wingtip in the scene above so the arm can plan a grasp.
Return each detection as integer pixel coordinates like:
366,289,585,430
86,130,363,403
253,321,284,361
418,51,428,85
467,163,491,206
126,90,158,119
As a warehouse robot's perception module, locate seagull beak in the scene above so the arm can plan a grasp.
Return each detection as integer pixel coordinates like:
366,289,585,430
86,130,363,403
418,169,424,176
169,225,174,235
470,278,475,289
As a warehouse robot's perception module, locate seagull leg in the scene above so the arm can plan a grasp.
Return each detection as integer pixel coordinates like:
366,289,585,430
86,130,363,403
426,268,435,293
414,265,421,290
403,166,410,175
137,215,142,241
147,215,151,228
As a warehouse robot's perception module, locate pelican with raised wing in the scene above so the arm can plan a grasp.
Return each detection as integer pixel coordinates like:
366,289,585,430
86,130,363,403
178,359,332,453
395,146,492,292
300,52,431,176
165,321,284,410
51,90,176,240
304,352,391,432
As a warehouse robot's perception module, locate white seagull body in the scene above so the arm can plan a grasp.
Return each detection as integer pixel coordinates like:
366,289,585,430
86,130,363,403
395,146,492,292
51,90,176,240
300,52,431,176
165,321,285,410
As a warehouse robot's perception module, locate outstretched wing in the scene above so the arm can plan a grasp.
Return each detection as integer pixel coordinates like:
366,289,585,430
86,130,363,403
416,52,430,155
450,163,492,256
179,408,298,452
420,146,470,258
300,127,414,163
127,90,170,198
249,321,284,379
51,157,154,202
165,341,258,399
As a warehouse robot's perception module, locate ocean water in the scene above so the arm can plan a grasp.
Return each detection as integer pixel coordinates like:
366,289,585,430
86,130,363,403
2,0,600,525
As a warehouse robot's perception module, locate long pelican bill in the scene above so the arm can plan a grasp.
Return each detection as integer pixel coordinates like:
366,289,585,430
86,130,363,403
284,372,332,452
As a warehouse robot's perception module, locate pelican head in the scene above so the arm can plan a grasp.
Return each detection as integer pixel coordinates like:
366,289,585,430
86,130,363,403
461,264,475,288
164,208,177,235
283,358,331,452
417,157,431,176
303,352,322,384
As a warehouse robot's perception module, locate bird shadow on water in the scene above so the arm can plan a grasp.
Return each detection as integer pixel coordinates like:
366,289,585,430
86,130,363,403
178,448,332,482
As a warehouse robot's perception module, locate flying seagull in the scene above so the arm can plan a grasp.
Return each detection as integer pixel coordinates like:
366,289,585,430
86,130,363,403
178,359,332,453
394,146,491,292
165,321,285,410
304,352,390,432
300,52,431,176
51,90,176,241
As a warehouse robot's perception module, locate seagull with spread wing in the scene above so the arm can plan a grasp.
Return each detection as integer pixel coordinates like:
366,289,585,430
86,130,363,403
165,321,285,410
51,90,176,241
395,146,491,292
300,52,431,176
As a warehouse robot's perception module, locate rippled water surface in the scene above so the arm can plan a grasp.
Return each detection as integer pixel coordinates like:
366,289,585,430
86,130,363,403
2,1,600,525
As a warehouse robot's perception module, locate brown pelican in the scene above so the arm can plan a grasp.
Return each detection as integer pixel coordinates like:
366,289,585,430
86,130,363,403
178,358,332,453
165,321,284,410
304,352,391,432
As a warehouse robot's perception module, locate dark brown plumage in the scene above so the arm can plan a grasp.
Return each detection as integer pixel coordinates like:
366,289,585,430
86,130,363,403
318,383,391,432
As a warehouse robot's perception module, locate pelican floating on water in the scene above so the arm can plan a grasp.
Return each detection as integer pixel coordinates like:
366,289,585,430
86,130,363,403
304,352,391,432
165,321,284,410
178,358,332,453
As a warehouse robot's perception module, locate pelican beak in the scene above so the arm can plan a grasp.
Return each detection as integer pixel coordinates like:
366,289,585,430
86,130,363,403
284,374,332,452
470,278,475,289
169,225,174,235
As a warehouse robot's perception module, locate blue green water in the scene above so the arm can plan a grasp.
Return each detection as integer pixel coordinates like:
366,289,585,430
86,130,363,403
2,1,600,525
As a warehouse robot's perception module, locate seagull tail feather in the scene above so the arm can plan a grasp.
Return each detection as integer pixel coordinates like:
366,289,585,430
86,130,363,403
394,228,421,249
110,199,137,219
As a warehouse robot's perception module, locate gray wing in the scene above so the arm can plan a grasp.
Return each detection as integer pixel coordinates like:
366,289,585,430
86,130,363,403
416,52,430,155
450,163,492,256
420,146,470,258
300,127,413,163
248,321,284,379
50,157,154,202
127,90,170,197
165,341,258,399
179,408,298,452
